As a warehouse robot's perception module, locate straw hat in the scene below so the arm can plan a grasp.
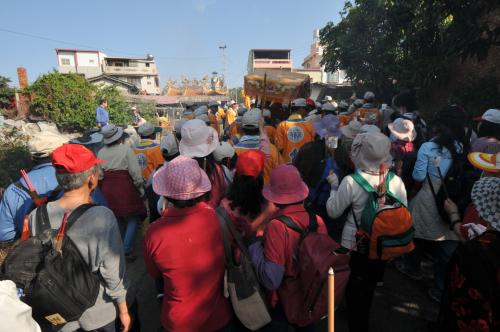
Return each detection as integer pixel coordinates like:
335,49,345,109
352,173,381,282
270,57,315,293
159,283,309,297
388,118,416,142
471,177,500,230
351,132,392,174
101,124,124,145
153,155,211,200
179,119,219,158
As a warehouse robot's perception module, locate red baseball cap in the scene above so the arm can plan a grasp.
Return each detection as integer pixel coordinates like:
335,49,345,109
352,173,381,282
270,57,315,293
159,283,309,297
51,144,104,173
236,150,265,178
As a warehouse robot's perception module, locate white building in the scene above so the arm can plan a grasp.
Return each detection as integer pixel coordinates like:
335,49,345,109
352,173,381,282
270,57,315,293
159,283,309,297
56,49,161,95
297,30,348,85
247,49,292,73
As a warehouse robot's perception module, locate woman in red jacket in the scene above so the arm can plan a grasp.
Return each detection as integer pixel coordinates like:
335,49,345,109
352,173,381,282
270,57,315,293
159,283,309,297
143,155,231,332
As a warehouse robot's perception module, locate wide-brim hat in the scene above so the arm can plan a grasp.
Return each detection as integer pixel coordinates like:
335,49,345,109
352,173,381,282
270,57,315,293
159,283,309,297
28,132,68,159
468,152,500,173
313,114,342,139
179,119,219,158
101,124,124,145
153,155,211,200
340,119,362,139
471,177,500,229
70,132,103,145
388,118,417,142
351,132,392,174
262,165,309,204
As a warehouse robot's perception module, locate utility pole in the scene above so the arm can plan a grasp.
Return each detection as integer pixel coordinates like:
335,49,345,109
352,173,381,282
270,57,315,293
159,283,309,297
218,45,227,91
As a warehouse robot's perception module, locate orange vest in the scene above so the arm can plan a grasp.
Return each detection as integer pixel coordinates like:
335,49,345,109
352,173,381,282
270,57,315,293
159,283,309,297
134,140,164,179
275,117,315,163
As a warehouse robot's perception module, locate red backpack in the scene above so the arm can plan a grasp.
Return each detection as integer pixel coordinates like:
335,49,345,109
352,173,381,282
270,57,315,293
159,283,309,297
276,213,351,327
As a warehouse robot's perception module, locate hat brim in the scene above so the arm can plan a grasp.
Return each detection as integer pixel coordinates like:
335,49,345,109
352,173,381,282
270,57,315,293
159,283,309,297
388,123,417,142
179,127,219,158
262,182,309,205
340,126,357,139
103,128,124,145
468,152,499,173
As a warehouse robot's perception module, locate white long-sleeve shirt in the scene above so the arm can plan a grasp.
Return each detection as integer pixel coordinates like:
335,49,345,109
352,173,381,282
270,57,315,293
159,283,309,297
326,171,407,249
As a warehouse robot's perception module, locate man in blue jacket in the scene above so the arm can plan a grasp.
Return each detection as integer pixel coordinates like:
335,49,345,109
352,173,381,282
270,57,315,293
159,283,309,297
96,98,109,128
0,133,107,243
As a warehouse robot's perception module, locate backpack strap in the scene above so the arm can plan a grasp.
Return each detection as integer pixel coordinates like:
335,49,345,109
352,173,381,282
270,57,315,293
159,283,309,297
35,204,52,234
65,204,96,232
216,207,250,256
275,215,304,235
215,207,234,266
351,172,376,193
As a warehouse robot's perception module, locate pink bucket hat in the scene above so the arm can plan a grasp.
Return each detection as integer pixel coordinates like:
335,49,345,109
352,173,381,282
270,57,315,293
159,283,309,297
153,155,211,200
179,119,219,158
263,164,309,204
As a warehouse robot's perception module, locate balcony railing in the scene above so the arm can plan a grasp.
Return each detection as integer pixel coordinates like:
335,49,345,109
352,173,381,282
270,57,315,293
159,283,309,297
103,65,158,76
252,59,292,69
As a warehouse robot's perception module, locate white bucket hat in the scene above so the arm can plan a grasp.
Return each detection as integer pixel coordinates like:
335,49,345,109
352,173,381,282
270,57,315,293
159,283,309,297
213,142,235,162
388,118,417,142
351,132,392,174
160,134,179,156
179,119,219,158
242,109,261,128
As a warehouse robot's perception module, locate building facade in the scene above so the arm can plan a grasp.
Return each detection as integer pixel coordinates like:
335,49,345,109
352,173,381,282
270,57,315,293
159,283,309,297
299,30,348,85
56,49,161,95
247,49,292,73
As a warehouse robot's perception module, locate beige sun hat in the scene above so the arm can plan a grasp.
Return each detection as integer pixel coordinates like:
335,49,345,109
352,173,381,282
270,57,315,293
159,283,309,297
388,118,417,142
351,132,392,174
28,132,68,159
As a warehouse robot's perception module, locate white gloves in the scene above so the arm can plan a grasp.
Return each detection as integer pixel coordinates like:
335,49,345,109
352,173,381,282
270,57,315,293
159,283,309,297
327,171,339,189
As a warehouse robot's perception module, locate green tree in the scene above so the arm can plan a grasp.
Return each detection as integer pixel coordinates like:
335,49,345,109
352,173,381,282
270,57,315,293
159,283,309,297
320,0,500,97
29,72,130,131
0,76,15,109
0,128,31,189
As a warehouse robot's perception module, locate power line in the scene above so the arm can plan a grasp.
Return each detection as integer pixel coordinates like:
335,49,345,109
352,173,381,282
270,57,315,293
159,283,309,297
0,27,218,61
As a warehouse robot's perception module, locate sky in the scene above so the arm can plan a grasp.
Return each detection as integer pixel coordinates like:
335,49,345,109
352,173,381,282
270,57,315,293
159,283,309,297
0,0,343,89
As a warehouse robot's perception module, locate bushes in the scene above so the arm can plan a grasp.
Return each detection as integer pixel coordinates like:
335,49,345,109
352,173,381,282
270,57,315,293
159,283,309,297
0,128,32,190
29,72,131,131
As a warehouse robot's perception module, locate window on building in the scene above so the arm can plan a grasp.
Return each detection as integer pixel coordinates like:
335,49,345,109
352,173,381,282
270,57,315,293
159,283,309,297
61,58,70,66
155,77,160,87
89,59,95,64
146,63,150,67
147,81,152,85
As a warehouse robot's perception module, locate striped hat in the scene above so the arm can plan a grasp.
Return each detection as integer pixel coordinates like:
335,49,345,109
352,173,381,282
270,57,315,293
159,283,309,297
468,152,500,173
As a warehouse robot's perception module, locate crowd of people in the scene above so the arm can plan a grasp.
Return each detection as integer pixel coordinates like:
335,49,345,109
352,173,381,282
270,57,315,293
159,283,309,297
0,91,499,332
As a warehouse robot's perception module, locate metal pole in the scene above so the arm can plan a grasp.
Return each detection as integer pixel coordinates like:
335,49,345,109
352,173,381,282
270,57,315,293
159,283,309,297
328,267,335,332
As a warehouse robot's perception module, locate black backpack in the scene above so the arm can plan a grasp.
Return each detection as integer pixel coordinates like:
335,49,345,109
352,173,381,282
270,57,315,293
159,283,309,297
427,157,476,225
1,204,100,326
